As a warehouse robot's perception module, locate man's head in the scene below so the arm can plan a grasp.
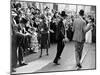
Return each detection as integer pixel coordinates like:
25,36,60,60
79,9,84,16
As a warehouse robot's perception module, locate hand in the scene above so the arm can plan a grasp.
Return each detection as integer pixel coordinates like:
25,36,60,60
63,38,66,43
89,23,93,30
63,38,68,43
89,23,93,27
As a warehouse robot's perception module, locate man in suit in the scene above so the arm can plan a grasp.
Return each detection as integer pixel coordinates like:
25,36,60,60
72,10,93,69
53,16,65,65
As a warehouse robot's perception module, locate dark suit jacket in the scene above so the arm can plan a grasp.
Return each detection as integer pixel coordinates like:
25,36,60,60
56,20,65,41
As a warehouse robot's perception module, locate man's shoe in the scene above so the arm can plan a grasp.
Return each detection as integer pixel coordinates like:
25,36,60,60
77,63,82,69
11,69,16,72
55,62,60,65
58,57,61,59
46,53,49,56
77,64,82,68
53,60,60,65
19,63,27,66
54,62,60,65
39,55,42,58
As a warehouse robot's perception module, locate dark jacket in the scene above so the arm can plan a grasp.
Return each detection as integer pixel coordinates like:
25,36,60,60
56,20,65,41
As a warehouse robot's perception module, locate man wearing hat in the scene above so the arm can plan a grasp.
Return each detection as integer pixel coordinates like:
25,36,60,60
53,14,65,65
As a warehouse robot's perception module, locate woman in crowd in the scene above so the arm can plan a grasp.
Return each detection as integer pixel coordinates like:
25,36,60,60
50,17,57,43
38,14,49,57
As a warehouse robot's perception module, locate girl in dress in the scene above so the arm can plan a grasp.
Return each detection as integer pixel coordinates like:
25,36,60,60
85,17,93,43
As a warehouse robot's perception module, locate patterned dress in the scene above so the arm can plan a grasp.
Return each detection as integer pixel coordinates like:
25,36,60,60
31,31,39,52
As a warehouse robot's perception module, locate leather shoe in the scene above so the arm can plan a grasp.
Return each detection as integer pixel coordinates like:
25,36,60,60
53,61,60,65
58,57,61,59
19,63,27,66
77,63,82,69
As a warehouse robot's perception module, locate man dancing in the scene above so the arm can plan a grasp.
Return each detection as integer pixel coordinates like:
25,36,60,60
72,10,93,69
53,15,65,65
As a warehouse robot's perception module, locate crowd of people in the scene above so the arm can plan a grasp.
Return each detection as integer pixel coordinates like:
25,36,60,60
11,1,96,72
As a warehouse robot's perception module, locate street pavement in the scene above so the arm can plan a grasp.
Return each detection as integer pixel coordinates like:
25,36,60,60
12,42,96,74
